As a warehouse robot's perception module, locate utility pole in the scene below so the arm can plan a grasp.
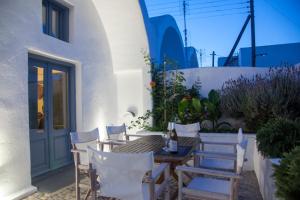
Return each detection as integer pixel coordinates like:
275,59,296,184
183,0,188,48
210,51,216,67
224,0,257,67
224,15,251,66
183,0,188,66
199,49,203,67
250,0,256,67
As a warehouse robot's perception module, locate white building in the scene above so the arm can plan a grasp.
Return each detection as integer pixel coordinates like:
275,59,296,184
218,42,300,67
0,0,196,199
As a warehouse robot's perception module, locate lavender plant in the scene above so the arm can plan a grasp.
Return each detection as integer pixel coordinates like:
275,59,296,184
220,67,300,131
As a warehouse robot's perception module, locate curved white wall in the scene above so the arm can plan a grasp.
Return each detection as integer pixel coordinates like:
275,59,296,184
0,0,151,198
92,0,152,120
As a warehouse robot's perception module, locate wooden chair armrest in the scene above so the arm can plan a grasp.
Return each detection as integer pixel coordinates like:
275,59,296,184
176,166,240,179
126,134,145,138
102,138,127,143
194,150,236,160
152,163,170,181
201,141,238,146
71,149,87,153
100,140,126,145
78,164,89,171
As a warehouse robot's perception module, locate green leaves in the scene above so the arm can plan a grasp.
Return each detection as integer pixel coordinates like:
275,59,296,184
178,97,202,124
274,146,300,200
256,118,300,158
208,89,220,106
202,90,223,130
192,98,201,112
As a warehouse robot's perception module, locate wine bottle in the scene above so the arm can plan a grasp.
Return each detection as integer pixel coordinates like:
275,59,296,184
169,122,178,153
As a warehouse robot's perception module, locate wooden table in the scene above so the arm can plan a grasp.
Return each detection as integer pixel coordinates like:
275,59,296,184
112,135,198,180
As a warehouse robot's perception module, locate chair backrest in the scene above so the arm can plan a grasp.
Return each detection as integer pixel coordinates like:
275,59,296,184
106,123,126,140
236,139,248,174
237,128,244,144
70,128,100,165
88,146,154,200
174,122,200,137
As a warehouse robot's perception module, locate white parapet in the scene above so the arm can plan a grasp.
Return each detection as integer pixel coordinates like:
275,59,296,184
253,141,279,200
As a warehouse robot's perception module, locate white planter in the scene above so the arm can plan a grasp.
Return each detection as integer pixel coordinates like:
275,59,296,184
253,141,279,200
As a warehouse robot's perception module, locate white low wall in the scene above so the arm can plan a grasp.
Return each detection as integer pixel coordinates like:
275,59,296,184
180,67,269,97
253,142,279,200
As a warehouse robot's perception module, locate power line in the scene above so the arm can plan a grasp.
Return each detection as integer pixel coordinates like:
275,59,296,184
189,1,249,10
149,7,249,18
148,3,249,16
188,0,237,6
148,1,248,12
188,6,249,15
147,0,232,7
147,0,181,7
180,11,249,20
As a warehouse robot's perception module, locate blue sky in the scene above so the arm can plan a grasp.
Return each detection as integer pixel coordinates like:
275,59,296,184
145,0,300,66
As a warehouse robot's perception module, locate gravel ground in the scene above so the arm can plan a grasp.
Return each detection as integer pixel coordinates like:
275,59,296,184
24,171,262,200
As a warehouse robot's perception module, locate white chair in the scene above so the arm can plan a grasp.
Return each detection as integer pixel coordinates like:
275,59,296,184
101,123,143,151
173,122,201,167
199,128,244,156
176,143,247,200
174,122,201,138
196,139,248,172
70,128,100,200
87,146,170,200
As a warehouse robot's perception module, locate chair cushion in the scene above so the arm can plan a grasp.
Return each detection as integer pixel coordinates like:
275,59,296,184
200,158,235,171
187,177,231,195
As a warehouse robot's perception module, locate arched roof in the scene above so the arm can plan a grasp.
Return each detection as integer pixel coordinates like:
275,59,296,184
185,47,199,68
149,15,185,68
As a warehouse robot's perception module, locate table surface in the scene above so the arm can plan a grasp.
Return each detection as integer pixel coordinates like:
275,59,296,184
112,135,198,164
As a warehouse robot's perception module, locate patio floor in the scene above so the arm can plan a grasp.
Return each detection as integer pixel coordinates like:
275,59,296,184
24,165,263,200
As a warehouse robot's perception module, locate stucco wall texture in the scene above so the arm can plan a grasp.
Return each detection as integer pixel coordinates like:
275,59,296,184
0,0,152,199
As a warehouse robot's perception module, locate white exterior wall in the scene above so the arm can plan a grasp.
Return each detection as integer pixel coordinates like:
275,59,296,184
180,67,269,97
0,0,151,199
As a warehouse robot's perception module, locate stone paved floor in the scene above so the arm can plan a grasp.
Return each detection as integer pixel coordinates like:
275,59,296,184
24,170,262,200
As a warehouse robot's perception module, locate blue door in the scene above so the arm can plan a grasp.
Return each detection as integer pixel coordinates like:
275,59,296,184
28,57,75,177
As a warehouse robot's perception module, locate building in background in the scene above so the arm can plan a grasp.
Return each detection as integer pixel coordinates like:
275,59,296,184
218,42,300,67
148,15,199,70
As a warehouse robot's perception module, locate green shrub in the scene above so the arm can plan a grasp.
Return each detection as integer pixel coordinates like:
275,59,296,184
220,67,300,131
273,146,300,200
129,55,201,131
178,97,202,124
256,118,300,158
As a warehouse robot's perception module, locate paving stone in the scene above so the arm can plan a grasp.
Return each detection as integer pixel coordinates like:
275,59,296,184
24,171,262,200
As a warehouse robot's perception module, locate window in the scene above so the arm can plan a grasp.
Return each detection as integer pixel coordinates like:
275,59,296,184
42,0,69,42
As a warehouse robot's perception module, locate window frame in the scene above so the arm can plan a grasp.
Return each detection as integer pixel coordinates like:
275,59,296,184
42,0,69,42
